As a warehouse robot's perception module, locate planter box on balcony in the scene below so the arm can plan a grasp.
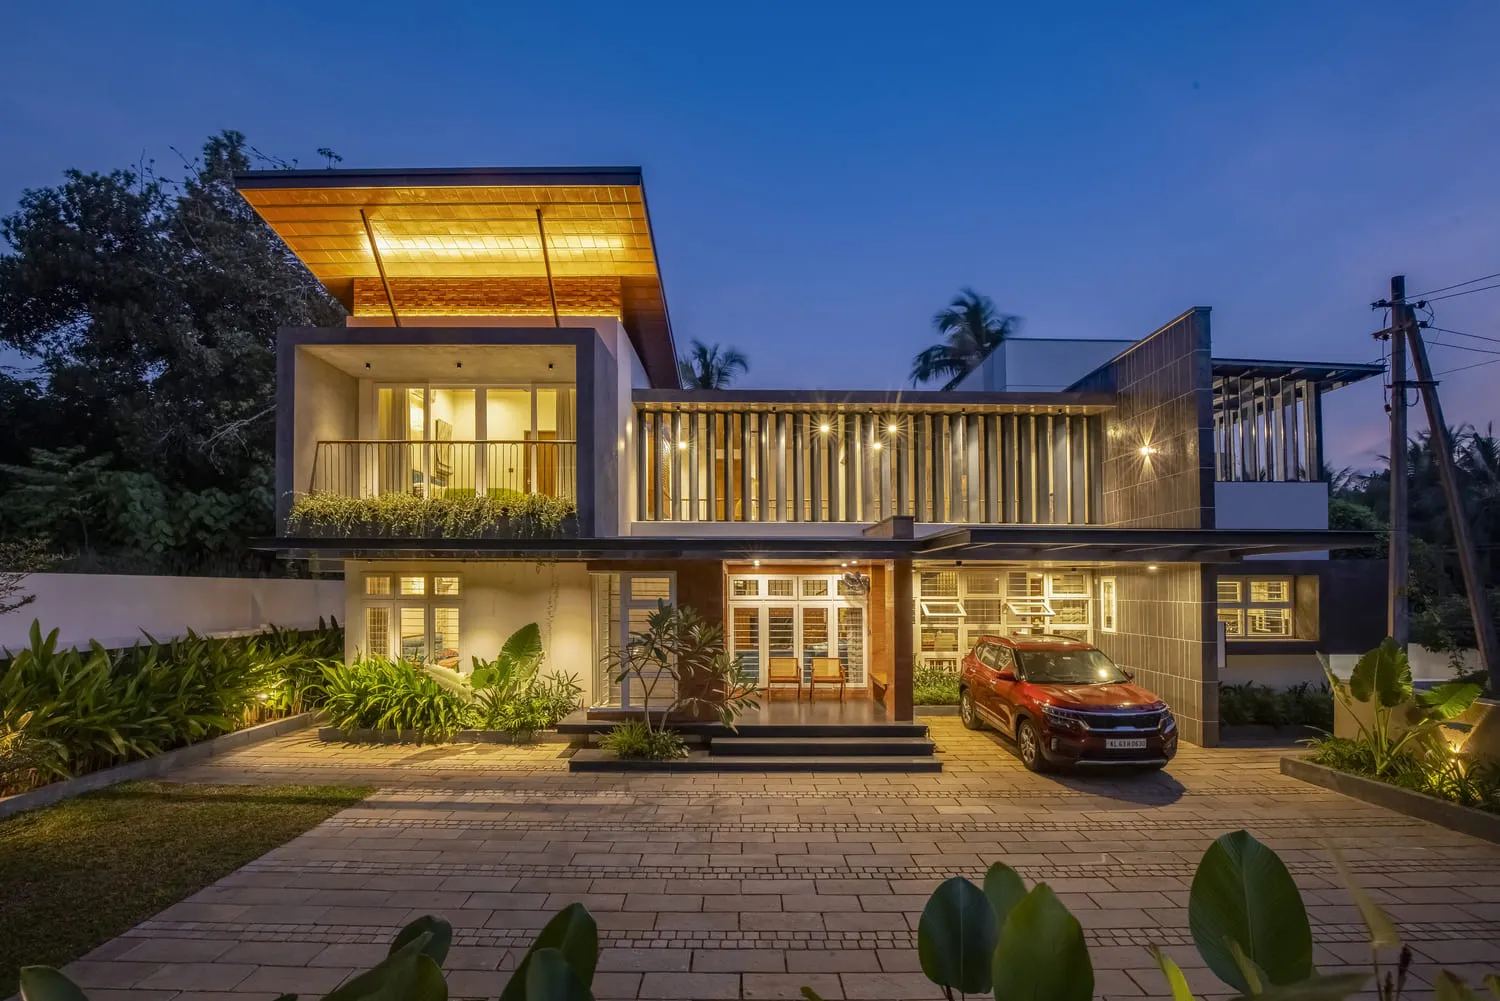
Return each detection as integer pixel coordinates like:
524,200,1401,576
290,513,580,540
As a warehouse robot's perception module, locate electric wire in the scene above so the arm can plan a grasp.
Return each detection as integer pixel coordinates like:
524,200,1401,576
1420,281,1500,304
1434,356,1500,377
1408,271,1500,299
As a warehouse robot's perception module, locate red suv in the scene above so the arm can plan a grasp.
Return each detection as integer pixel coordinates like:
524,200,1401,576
958,634,1177,771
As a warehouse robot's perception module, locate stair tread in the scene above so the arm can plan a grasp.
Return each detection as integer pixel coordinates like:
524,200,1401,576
569,748,944,773
714,736,934,745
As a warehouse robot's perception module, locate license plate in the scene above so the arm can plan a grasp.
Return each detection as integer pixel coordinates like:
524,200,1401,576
1106,738,1148,750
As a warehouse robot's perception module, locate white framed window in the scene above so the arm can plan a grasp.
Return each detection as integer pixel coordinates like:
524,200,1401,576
361,572,464,666
1099,577,1117,633
1218,576,1299,640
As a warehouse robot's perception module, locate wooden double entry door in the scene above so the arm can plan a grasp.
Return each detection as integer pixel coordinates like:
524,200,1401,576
726,572,869,691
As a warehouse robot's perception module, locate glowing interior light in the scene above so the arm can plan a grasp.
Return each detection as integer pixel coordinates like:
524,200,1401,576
1139,444,1158,456
752,559,761,567
678,440,689,450
886,423,899,434
871,441,883,451
819,423,831,433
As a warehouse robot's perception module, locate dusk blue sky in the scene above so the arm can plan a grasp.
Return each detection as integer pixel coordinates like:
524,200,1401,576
5,1,1499,468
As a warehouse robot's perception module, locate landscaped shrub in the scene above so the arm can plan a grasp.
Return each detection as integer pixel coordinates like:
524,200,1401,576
0,618,344,793
599,719,688,760
1219,681,1333,729
469,673,583,740
913,664,960,705
285,489,577,539
321,658,470,739
1301,639,1496,814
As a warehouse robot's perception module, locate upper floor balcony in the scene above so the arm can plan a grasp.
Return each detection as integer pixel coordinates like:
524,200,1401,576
277,328,622,541
630,393,1110,530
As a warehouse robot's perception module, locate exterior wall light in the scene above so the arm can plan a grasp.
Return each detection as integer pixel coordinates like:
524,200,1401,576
871,441,883,451
1139,445,1158,457
677,440,688,450
753,559,761,567
1147,564,1159,571
886,422,900,434
819,423,831,433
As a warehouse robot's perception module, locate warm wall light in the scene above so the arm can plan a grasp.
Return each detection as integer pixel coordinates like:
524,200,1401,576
871,441,883,451
1139,445,1158,457
1147,564,1159,571
886,422,900,434
819,423,831,434
677,441,688,450
753,559,761,567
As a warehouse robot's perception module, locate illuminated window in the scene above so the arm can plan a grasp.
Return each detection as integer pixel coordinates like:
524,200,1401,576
732,579,760,597
364,606,391,658
1219,577,1304,641
434,576,461,596
802,578,830,597
365,575,392,596
767,579,795,597
1217,609,1244,637
432,608,461,668
400,576,426,596
1099,577,1117,633
1250,580,1290,603
400,607,427,661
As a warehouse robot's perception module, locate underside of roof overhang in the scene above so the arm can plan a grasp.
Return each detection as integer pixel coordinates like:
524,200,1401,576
235,166,679,386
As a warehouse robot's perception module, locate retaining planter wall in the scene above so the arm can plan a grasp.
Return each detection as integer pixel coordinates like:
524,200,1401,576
0,712,316,821
316,727,573,745
1280,754,1500,845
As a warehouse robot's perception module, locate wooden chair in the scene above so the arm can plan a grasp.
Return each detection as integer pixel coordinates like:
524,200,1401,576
809,657,847,702
765,657,803,700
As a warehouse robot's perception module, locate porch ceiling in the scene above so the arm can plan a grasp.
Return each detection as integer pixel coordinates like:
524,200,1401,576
302,342,576,382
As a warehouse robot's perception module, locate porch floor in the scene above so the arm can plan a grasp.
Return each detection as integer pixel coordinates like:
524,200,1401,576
734,697,886,727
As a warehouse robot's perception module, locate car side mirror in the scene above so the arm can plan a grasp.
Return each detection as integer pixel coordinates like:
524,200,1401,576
996,667,1017,682
1122,669,1135,682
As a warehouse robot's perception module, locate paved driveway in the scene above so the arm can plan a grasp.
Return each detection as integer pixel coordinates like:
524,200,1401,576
65,719,1500,1000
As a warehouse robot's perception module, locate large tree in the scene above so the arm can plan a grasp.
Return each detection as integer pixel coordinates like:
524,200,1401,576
910,288,1021,389
0,131,343,571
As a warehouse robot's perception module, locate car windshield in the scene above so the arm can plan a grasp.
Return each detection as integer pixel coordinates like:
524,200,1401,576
1015,648,1128,685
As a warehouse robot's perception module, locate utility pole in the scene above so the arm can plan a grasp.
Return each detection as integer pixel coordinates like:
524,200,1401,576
1406,319,1500,693
1386,276,1410,647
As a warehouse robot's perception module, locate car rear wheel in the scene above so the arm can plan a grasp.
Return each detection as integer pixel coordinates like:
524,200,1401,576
959,689,984,730
1016,719,1049,772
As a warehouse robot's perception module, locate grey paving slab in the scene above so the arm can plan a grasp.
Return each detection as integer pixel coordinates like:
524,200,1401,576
42,720,1500,1000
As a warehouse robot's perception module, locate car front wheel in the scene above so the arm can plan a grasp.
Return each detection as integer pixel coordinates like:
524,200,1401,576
959,689,984,730
1016,719,1049,772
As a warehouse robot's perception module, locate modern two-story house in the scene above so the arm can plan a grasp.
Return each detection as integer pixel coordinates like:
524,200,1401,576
239,165,1383,748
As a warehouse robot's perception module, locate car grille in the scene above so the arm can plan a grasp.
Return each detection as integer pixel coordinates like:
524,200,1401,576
1073,709,1166,731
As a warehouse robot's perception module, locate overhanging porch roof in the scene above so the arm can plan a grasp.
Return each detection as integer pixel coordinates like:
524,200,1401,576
260,527,1374,563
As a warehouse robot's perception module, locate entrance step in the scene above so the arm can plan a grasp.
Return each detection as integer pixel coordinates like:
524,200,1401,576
568,748,943,773
710,735,936,757
731,723,928,739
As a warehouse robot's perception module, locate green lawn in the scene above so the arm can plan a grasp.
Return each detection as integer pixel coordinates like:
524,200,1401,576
0,781,370,996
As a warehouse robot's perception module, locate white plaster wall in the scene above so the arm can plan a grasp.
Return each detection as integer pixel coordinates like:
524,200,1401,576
344,560,598,704
956,338,1136,392
294,350,359,496
0,574,345,653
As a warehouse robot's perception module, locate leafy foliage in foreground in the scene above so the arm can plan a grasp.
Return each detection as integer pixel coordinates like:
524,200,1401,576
286,489,577,539
0,619,342,793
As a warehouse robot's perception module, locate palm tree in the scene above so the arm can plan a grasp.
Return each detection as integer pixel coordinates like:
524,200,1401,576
910,288,1021,389
677,340,749,390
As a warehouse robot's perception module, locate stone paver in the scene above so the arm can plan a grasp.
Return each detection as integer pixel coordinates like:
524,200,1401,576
56,720,1500,1000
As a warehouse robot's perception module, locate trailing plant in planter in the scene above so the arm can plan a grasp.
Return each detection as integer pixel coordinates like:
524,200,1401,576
286,489,577,539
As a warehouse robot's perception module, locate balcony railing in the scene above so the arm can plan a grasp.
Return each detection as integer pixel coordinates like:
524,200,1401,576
309,440,577,503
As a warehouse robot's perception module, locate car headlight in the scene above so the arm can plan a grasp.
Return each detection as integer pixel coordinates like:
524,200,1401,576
1042,704,1089,732
1160,710,1177,733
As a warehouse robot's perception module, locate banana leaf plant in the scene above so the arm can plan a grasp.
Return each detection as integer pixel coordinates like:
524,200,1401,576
1322,638,1483,776
420,622,544,701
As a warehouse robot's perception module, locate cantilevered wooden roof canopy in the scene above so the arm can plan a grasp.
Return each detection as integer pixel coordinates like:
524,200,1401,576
235,166,679,386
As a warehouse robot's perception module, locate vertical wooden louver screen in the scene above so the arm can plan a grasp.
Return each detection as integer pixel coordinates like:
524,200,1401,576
634,407,1101,526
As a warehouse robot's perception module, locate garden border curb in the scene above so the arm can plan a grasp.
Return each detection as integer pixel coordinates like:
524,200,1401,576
1280,755,1500,845
316,727,572,745
0,712,316,821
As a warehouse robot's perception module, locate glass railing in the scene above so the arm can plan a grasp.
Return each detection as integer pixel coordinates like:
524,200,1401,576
308,440,578,503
